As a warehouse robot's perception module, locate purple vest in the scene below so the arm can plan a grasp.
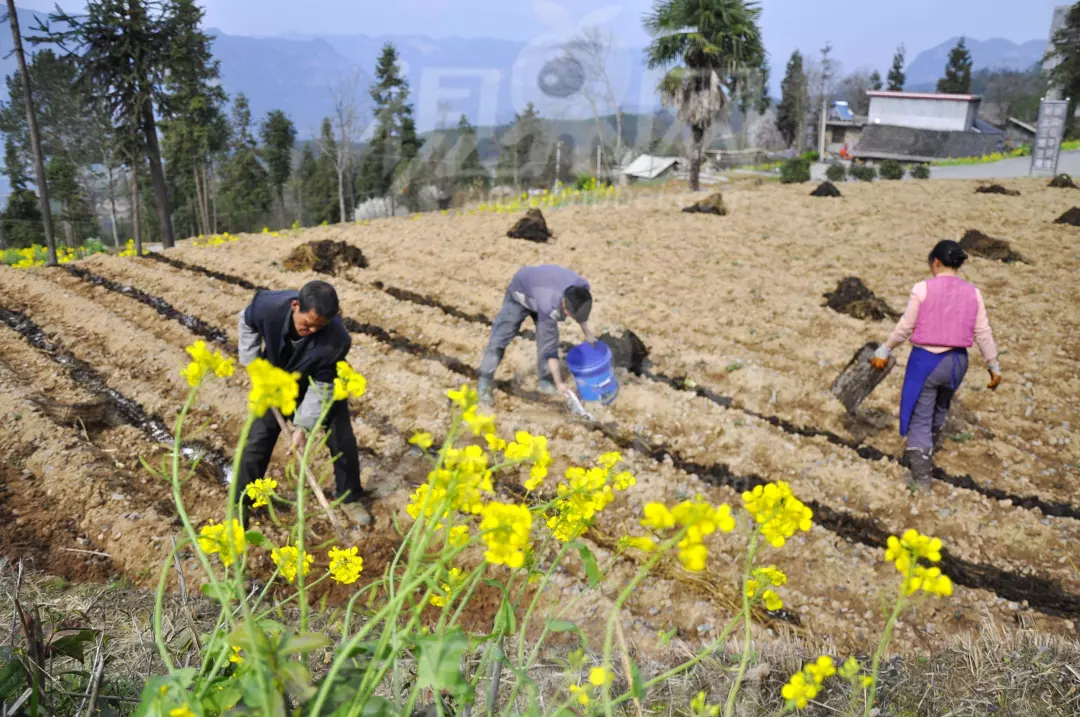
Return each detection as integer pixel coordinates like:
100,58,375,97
911,276,978,348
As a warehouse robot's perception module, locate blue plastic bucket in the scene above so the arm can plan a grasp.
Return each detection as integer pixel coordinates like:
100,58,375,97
565,342,619,405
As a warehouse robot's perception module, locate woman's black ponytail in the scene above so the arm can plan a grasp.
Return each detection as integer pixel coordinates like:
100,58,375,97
928,240,968,269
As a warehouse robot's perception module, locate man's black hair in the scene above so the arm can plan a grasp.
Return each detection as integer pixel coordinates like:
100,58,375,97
563,285,592,323
298,280,340,318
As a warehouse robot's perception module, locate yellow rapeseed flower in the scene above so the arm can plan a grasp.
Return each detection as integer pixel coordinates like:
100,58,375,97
741,481,813,548
690,691,720,717
447,525,470,547
409,431,434,450
332,362,367,402
588,667,612,687
182,340,235,387
228,645,244,664
781,671,819,710
197,520,246,566
246,358,300,417
429,567,464,607
479,502,532,569
447,383,478,410
169,705,195,717
618,535,658,553
328,546,364,584
612,471,636,490
485,433,507,452
245,477,277,508
569,684,590,706
271,545,313,583
597,452,622,469
641,503,675,530
462,404,496,437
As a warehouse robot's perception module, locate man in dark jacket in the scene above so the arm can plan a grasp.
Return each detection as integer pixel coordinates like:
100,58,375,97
478,264,595,405
237,280,370,526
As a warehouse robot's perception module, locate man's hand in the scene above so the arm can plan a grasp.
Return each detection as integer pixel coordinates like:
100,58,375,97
870,345,891,370
287,427,306,457
580,321,597,346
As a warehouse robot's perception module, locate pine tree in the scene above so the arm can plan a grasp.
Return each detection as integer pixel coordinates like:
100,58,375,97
1048,3,1080,136
454,114,489,190
260,109,297,227
1,134,44,248
496,103,545,189
312,119,341,224
358,43,423,205
220,93,272,231
297,142,317,225
776,50,808,148
870,70,883,91
887,45,906,91
937,38,973,94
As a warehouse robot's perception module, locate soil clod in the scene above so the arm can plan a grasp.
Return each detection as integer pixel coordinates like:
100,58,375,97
823,277,900,322
1055,207,1080,226
975,184,1020,196
810,181,842,197
682,192,728,215
959,229,1026,263
1049,173,1078,189
31,396,121,431
283,240,368,275
507,208,552,243
598,329,650,374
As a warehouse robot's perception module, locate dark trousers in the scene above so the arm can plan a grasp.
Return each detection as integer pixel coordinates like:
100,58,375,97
236,398,363,506
908,352,969,453
478,293,550,382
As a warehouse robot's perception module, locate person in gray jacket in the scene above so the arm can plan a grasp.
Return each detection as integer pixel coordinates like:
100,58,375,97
478,264,596,404
237,281,370,526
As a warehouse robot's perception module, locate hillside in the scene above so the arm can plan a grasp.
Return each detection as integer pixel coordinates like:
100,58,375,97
905,36,1046,91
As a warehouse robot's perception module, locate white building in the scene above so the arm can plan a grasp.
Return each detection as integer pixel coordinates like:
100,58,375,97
866,91,982,132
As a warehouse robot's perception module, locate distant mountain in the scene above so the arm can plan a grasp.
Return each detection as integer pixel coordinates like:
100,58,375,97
905,37,1047,91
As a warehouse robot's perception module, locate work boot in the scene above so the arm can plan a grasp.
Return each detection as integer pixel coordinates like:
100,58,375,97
537,378,559,395
904,448,934,491
340,501,372,527
932,427,946,453
477,376,495,407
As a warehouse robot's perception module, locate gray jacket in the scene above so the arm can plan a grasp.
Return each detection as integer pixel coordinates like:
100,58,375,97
507,265,589,361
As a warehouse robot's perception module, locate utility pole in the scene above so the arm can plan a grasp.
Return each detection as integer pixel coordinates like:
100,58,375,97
554,140,561,192
596,144,602,179
818,41,833,160
6,0,57,265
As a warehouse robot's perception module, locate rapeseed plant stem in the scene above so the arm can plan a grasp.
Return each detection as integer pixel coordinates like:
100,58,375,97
866,561,909,716
724,530,760,717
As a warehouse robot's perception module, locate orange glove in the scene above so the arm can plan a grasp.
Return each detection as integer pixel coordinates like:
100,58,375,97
987,370,1002,390
870,356,889,370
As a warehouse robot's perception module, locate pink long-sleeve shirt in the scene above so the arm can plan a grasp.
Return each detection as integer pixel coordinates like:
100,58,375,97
886,279,998,363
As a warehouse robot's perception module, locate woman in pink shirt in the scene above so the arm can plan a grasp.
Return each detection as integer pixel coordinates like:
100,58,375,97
871,240,1003,486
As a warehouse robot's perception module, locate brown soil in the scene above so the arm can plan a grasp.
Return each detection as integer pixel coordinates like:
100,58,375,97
810,181,842,198
822,277,900,321
682,192,728,215
1054,207,1080,225
1049,174,1078,189
960,229,1026,264
507,208,552,243
976,184,1021,196
5,177,1080,655
282,239,368,275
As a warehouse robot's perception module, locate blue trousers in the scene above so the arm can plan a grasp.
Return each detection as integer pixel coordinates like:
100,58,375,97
906,351,968,452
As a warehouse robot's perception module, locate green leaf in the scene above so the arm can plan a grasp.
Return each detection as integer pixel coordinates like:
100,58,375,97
494,594,516,635
415,629,468,695
546,620,579,633
280,661,317,703
244,530,267,546
48,629,99,661
280,632,331,656
204,679,243,713
0,658,27,701
200,583,233,602
576,544,602,587
630,658,646,700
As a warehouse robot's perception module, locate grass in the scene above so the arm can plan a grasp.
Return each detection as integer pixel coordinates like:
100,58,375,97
933,146,1031,167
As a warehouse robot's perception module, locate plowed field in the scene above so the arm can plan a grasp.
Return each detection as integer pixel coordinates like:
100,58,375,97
2,178,1078,654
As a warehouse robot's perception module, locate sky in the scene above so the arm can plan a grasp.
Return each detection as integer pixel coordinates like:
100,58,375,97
18,0,1065,74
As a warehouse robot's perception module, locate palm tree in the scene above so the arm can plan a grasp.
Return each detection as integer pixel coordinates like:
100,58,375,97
644,0,766,191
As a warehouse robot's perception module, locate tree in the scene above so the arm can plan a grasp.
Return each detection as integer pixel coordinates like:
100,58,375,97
837,70,875,116
813,42,837,157
324,72,363,221
359,44,422,210
260,110,297,227
776,50,808,148
564,26,624,172
542,134,575,188
496,102,546,189
5,0,56,261
1,134,45,248
37,0,187,248
643,0,766,191
220,93,271,231
887,45,906,91
870,70,883,91
937,37,973,94
454,114,489,191
1048,5,1080,135
311,119,341,224
159,0,227,238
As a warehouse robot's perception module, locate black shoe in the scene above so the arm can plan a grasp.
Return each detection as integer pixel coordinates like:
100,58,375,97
905,448,934,490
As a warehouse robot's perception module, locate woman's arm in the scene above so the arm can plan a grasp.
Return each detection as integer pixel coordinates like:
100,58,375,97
884,283,926,350
974,289,1000,371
